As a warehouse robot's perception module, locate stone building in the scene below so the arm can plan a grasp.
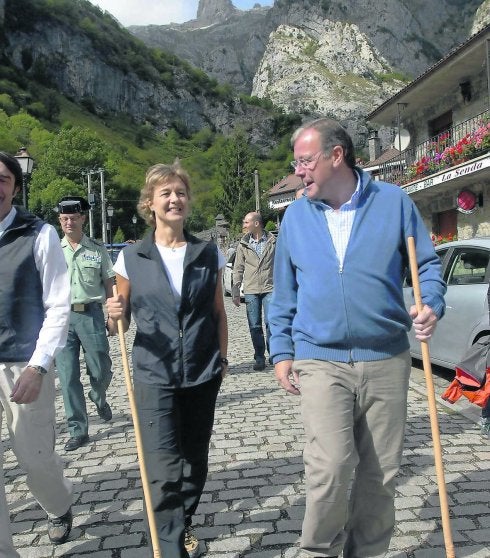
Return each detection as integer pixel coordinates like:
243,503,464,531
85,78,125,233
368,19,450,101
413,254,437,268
366,23,490,241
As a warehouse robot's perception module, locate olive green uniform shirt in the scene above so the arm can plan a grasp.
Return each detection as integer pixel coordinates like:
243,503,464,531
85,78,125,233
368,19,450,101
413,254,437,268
61,234,115,303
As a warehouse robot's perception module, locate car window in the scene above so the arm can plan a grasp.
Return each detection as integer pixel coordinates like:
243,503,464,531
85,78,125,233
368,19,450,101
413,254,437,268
446,249,490,286
404,246,449,288
435,247,449,264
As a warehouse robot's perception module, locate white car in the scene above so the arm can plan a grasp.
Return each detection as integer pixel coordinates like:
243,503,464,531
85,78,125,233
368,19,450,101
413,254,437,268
403,238,490,369
222,248,244,299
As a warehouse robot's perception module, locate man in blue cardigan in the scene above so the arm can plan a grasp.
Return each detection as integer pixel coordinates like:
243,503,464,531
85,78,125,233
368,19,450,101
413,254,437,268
269,118,446,558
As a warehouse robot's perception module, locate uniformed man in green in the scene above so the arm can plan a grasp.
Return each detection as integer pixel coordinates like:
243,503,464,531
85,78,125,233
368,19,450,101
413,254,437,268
55,197,115,451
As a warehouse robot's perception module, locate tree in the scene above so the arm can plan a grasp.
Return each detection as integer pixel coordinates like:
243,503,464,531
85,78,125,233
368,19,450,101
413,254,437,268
29,126,111,220
9,110,44,146
215,131,259,229
113,227,125,244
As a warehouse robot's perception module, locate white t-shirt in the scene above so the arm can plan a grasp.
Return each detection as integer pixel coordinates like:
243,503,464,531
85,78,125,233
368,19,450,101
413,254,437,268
113,243,226,307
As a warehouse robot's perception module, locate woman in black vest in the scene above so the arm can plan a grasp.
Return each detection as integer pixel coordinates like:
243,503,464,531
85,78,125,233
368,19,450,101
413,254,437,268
106,161,228,557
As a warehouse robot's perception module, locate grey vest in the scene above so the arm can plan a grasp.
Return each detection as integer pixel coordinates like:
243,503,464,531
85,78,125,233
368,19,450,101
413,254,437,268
0,209,44,362
124,231,221,387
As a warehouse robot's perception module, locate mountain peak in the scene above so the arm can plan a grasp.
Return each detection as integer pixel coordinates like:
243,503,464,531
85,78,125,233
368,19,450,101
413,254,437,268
196,0,237,25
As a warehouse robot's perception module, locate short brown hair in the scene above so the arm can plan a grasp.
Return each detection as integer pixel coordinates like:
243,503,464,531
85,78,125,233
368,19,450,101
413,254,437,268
137,160,191,226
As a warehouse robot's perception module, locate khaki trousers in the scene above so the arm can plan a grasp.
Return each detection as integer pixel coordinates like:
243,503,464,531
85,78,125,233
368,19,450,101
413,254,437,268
0,363,73,558
295,352,411,558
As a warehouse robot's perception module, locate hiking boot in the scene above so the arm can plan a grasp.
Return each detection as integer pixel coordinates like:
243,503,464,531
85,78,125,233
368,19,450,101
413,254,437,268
253,358,266,371
48,507,72,544
184,526,200,557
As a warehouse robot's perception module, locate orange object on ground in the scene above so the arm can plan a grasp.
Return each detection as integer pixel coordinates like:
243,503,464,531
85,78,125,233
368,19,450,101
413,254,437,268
442,368,490,407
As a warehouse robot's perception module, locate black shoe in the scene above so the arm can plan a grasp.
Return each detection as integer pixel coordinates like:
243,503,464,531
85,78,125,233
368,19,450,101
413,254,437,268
253,358,266,371
64,435,89,451
48,507,72,544
89,392,112,421
96,401,112,422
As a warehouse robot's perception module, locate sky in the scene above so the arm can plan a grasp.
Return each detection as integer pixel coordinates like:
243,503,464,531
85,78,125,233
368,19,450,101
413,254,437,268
87,1,274,27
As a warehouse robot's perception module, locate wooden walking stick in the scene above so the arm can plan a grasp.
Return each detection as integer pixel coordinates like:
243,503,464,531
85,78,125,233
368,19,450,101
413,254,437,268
112,284,162,558
407,236,455,558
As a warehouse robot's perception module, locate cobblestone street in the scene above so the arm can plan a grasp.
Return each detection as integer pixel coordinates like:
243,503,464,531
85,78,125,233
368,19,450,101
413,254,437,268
3,297,490,557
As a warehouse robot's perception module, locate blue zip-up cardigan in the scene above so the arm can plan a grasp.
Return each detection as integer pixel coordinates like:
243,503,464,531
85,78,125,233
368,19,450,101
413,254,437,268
269,169,446,364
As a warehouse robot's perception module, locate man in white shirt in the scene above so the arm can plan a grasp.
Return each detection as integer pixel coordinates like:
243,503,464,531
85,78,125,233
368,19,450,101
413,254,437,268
0,152,74,557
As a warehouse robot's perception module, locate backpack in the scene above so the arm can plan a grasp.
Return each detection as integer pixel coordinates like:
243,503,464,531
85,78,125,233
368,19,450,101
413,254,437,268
442,284,490,408
441,334,490,407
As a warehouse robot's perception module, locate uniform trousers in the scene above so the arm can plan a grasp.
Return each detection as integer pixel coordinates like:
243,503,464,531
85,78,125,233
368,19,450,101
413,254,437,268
0,363,73,558
56,303,112,437
135,375,222,558
294,352,411,558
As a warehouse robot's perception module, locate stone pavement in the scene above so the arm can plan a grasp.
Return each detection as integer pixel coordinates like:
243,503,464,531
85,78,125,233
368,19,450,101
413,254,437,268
3,297,490,557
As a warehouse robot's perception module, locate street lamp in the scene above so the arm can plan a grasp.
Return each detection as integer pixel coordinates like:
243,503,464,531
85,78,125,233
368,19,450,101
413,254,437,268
106,204,114,255
14,147,35,210
132,214,137,240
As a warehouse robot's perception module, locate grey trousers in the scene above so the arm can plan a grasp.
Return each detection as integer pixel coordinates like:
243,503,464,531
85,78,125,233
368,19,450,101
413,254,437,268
295,352,411,558
0,363,73,558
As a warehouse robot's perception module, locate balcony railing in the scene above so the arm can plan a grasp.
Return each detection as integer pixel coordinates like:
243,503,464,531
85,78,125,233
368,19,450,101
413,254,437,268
376,110,490,186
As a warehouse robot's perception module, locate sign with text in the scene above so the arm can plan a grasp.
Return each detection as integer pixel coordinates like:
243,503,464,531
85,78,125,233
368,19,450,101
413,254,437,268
404,155,490,195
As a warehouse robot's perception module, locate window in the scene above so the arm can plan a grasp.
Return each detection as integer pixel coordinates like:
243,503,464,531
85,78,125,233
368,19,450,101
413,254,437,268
447,249,489,286
405,246,449,288
429,110,452,138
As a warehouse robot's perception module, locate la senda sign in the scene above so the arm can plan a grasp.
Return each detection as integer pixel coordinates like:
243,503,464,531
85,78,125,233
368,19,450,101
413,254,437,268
404,154,490,195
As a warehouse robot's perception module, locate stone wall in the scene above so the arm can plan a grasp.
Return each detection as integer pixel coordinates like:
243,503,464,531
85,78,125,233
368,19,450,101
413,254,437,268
413,177,490,240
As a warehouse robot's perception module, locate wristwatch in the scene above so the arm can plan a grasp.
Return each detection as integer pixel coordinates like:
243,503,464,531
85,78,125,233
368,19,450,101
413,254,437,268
30,365,48,375
220,357,229,366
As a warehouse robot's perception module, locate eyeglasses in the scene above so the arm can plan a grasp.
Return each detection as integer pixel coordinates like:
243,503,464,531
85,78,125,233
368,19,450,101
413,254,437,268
60,215,81,223
290,151,325,170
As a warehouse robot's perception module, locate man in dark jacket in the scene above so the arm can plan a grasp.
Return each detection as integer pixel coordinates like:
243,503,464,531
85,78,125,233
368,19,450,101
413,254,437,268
0,152,73,556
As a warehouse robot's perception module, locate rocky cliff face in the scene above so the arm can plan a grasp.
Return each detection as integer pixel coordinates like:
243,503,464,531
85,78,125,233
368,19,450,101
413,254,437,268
3,17,274,147
129,1,273,93
252,21,404,138
472,0,490,33
196,0,237,26
130,0,484,139
3,0,486,153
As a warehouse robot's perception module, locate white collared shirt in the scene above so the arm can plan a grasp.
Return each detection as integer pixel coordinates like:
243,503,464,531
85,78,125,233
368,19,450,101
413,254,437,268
0,207,71,370
323,171,362,269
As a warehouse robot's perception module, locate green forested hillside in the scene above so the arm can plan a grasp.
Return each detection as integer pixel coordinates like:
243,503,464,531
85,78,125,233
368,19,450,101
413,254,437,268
0,0,300,239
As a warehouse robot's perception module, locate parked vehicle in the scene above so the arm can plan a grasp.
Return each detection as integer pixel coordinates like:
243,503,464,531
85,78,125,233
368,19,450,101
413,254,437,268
105,242,129,264
222,248,244,299
403,238,490,369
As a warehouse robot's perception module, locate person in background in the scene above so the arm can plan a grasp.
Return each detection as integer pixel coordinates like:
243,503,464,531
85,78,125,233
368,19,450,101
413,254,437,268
269,118,446,558
232,211,276,370
56,196,115,451
0,152,73,555
106,160,228,558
